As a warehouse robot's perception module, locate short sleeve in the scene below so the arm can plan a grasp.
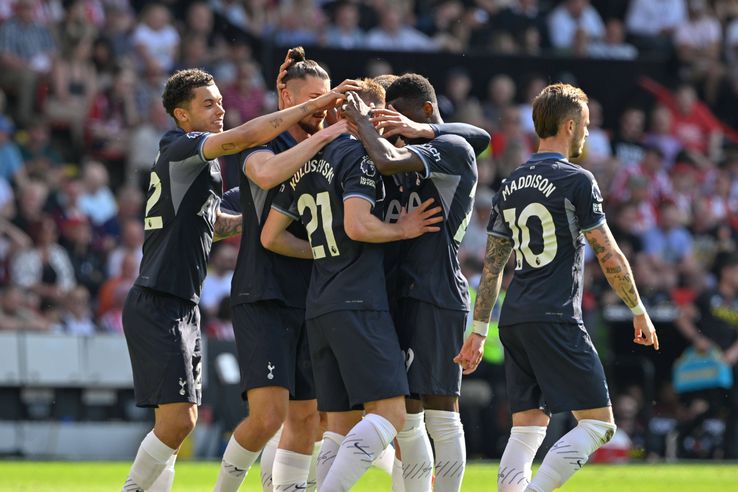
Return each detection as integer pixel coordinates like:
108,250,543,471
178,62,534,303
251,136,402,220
342,153,382,207
572,171,606,231
221,186,241,213
406,134,474,179
167,131,211,164
271,181,299,220
487,192,512,239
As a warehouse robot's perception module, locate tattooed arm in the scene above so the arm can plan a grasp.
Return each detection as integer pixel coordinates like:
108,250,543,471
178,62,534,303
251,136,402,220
584,223,659,350
213,210,242,242
202,79,361,160
454,234,513,374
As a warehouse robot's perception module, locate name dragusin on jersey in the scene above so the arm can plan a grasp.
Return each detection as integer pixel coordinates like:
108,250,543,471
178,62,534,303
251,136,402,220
290,158,335,190
501,174,557,200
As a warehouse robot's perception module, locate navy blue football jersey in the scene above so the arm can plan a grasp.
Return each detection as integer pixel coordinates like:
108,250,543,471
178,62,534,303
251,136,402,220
135,129,222,303
487,152,606,325
230,132,312,309
391,134,479,311
272,135,389,319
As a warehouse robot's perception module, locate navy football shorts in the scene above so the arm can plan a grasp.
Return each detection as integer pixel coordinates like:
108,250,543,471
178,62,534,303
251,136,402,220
232,300,315,400
122,286,202,408
499,321,611,414
307,310,409,412
397,298,467,397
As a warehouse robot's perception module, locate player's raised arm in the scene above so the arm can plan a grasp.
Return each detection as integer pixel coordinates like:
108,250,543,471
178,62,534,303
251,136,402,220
370,107,491,156
342,92,426,175
344,198,442,243
202,81,360,161
245,119,349,190
584,222,659,350
454,233,513,374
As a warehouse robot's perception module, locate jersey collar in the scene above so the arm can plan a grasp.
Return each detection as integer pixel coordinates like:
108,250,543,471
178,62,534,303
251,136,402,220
529,152,567,162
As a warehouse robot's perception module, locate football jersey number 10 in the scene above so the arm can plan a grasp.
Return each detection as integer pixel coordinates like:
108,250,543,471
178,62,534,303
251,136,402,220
298,192,341,259
503,202,557,270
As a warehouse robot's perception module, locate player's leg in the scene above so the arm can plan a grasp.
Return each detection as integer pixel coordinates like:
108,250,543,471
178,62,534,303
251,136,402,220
272,399,320,490
497,324,549,492
215,387,289,492
215,302,294,492
121,287,202,492
523,323,615,492
526,407,615,492
422,395,465,492
260,426,282,492
272,316,320,491
319,310,409,492
394,299,434,492
400,300,467,492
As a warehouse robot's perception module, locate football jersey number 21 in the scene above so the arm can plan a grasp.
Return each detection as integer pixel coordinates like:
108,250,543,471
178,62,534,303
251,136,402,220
503,203,557,270
298,192,341,259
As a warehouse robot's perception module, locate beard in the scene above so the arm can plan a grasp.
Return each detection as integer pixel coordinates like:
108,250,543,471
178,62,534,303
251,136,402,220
298,115,324,135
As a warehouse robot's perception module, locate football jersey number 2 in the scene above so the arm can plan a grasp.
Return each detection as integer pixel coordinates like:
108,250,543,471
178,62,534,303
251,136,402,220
144,171,163,230
503,202,557,270
298,192,341,259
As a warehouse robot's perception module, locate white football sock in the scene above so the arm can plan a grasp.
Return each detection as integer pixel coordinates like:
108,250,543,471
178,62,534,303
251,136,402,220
392,457,406,492
213,435,261,492
260,426,282,491
320,414,397,492
425,410,465,492
396,412,433,492
123,431,175,491
527,419,616,492
306,441,321,492
272,449,311,491
316,432,343,489
498,426,547,492
372,442,396,475
148,453,177,492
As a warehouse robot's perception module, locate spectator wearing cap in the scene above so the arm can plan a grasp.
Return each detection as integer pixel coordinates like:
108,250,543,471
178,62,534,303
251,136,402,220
0,0,57,127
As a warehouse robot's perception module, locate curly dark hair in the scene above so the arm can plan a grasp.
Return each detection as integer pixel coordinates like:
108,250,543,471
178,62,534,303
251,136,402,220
386,73,437,105
162,68,214,118
282,46,329,84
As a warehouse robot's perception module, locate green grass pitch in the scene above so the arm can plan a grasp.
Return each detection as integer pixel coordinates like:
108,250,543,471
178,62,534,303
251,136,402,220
1,461,737,491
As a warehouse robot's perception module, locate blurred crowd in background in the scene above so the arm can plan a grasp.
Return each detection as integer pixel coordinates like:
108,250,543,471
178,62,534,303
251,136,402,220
1,0,737,461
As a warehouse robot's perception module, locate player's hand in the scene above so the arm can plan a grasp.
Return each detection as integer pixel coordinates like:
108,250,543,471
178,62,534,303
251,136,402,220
633,312,659,351
315,80,364,109
397,198,443,239
276,48,296,110
453,333,486,375
315,119,349,142
370,106,434,139
340,90,372,124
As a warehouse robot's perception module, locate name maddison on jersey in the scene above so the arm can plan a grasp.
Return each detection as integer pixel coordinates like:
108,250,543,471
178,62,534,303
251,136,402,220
501,174,557,201
289,158,335,189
